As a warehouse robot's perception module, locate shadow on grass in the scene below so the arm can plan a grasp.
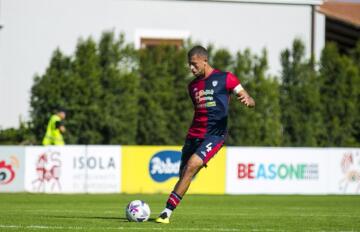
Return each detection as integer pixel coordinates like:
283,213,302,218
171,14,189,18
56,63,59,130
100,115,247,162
46,215,156,223
46,215,128,222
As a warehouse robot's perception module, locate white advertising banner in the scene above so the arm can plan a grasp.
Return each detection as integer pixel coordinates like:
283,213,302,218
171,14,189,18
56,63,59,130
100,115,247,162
0,146,25,192
226,148,329,194
84,146,122,193
2,145,358,194
326,148,360,195
24,146,121,193
226,147,360,194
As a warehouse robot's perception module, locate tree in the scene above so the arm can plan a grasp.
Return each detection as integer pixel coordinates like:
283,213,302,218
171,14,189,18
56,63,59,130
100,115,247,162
228,49,282,146
350,41,360,144
0,122,35,145
67,37,103,144
98,32,139,144
137,45,176,145
319,43,360,146
25,33,360,147
280,39,324,146
165,44,193,144
30,32,140,144
30,49,73,143
208,47,282,146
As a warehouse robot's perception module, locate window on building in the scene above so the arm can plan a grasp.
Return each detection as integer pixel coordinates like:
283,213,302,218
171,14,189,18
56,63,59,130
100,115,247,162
135,29,190,49
140,38,184,49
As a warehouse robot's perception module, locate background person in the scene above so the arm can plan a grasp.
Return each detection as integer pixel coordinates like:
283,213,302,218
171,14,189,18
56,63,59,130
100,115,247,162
42,108,66,145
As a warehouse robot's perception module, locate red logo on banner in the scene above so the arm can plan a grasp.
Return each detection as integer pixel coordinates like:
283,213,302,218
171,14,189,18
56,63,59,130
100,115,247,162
237,163,255,179
0,160,16,185
32,151,62,192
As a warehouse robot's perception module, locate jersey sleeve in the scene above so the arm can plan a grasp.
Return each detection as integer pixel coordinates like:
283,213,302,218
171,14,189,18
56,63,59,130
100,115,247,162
225,72,241,93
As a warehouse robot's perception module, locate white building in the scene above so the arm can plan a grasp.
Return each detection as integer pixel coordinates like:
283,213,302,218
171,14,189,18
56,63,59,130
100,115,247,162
0,0,325,128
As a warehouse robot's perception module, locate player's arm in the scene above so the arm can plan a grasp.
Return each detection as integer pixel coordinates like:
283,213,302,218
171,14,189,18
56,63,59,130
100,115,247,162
233,84,255,108
226,72,255,108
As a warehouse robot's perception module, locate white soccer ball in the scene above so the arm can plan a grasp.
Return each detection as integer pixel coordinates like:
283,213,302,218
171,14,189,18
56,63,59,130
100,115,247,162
125,200,151,222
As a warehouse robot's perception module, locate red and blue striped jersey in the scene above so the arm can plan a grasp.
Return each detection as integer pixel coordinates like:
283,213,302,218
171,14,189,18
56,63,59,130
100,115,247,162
186,69,241,139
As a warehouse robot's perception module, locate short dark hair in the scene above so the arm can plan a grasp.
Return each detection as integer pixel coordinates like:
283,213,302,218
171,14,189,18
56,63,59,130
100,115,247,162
188,45,208,60
56,107,67,114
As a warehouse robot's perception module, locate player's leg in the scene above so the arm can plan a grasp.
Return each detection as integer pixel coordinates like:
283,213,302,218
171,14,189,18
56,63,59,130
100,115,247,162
173,139,202,191
173,154,203,196
156,154,203,224
156,136,224,223
156,139,201,224
173,135,225,197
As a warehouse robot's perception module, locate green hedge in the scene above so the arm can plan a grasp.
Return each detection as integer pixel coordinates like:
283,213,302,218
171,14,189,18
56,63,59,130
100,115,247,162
1,32,359,146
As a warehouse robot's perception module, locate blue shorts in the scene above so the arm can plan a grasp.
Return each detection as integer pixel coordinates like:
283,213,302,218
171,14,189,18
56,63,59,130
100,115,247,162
180,135,225,172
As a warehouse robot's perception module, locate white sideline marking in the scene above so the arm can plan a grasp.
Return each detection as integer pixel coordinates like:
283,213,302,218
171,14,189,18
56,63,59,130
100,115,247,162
0,225,358,232
0,224,265,231
6,209,360,218
0,225,243,231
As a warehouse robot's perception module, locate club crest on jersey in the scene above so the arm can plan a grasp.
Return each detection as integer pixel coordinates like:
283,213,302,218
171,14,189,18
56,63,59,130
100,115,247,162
212,81,218,87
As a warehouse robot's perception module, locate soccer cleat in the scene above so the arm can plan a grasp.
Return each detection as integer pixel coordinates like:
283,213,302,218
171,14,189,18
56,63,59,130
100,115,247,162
155,212,170,224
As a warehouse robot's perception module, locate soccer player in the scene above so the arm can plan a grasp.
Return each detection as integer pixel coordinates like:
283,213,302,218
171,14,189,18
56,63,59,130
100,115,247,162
155,45,255,224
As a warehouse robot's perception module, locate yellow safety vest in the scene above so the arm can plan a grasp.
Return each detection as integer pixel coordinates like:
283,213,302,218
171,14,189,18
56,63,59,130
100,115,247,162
42,114,65,145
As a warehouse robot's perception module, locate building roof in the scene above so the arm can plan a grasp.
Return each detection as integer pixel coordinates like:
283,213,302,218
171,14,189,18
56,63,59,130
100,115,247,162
318,1,360,27
178,0,324,5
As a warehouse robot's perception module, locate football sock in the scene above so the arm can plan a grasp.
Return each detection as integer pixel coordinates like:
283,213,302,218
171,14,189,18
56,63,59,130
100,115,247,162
161,191,182,218
160,208,173,218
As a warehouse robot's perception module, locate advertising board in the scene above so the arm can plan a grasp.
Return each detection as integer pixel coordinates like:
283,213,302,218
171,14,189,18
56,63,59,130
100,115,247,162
122,146,226,194
226,148,328,194
0,146,25,192
24,146,121,193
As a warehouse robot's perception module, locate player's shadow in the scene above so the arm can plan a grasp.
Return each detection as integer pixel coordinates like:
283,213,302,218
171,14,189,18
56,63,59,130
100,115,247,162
47,215,156,222
47,215,128,222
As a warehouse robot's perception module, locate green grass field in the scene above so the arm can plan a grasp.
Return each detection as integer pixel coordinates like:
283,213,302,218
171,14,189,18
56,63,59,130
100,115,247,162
0,193,359,232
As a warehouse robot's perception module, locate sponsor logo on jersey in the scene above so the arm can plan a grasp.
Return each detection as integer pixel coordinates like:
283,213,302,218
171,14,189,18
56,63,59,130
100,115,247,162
194,89,216,108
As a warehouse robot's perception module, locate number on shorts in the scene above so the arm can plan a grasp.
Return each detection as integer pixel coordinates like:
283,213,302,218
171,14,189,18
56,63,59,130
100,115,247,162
206,143,213,152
